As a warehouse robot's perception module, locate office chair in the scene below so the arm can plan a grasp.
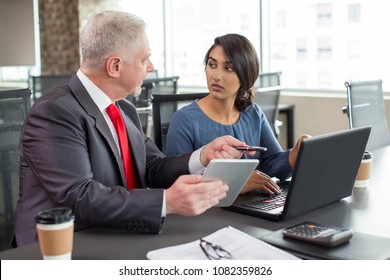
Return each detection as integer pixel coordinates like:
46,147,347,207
255,71,282,88
254,86,283,139
254,72,283,138
126,82,154,136
152,92,208,153
29,74,71,100
146,70,159,79
144,76,180,94
0,88,31,247
344,79,390,151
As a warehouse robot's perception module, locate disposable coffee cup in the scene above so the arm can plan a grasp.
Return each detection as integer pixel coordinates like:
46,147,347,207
354,151,373,188
36,207,75,260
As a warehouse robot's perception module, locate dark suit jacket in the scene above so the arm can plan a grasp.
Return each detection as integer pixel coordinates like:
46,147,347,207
13,74,191,246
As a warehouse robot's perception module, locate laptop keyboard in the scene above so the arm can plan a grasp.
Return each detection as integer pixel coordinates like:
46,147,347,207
240,189,288,211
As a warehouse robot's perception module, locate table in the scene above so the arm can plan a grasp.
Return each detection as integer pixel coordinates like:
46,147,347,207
1,146,389,260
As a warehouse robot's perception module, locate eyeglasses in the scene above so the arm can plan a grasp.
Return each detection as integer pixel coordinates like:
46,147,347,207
199,238,232,260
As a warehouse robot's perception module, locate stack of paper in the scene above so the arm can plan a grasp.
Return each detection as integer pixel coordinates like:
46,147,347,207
146,226,300,260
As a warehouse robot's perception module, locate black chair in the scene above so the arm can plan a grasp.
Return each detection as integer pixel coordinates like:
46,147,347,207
344,80,390,151
0,87,32,248
152,92,208,153
254,72,283,138
146,70,159,79
254,85,283,139
144,76,180,95
126,82,154,135
29,74,71,100
255,71,282,88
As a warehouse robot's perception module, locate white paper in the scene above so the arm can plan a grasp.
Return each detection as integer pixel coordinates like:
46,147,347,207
147,226,300,260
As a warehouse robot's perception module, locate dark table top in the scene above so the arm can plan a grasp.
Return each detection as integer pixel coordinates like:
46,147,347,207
1,146,389,260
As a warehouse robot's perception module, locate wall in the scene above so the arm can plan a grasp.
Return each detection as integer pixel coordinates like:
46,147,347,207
279,91,390,146
0,0,35,66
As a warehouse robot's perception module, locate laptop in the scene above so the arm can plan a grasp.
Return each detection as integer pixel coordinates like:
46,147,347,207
226,127,371,221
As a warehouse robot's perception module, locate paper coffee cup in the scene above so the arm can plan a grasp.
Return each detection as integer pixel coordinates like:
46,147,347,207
36,207,75,260
354,151,373,188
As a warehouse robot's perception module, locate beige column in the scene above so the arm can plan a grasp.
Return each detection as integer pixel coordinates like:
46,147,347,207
38,0,80,75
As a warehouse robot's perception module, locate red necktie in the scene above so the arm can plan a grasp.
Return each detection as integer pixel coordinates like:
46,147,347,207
106,103,136,189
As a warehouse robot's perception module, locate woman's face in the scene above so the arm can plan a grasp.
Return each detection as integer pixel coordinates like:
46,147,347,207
205,45,240,101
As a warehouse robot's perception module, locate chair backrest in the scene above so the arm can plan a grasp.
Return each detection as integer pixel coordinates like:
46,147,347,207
0,88,31,247
255,71,282,88
152,92,208,153
29,74,71,100
146,70,159,79
126,82,154,109
126,82,154,135
144,76,180,94
254,86,283,138
345,79,390,151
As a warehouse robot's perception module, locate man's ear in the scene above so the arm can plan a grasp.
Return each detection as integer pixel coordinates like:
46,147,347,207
106,56,121,78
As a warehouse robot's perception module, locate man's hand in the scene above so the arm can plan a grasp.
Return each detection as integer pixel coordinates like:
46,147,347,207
166,175,229,216
199,135,256,167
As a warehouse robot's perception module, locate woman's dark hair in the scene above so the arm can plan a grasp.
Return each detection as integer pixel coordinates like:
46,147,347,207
204,34,259,111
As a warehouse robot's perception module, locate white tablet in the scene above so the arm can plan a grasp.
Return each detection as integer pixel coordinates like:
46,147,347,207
202,159,259,207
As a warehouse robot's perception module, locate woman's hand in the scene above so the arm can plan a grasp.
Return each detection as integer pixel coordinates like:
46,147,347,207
241,170,281,195
200,135,255,166
288,134,312,169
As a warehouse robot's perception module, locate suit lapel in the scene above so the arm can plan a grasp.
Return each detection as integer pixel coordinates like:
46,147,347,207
68,74,128,187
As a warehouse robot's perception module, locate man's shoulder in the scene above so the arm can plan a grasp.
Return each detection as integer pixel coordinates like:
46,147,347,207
33,86,75,107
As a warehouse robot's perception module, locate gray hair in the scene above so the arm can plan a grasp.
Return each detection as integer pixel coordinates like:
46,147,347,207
80,10,146,70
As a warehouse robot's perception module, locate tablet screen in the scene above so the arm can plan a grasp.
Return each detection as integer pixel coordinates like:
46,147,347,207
202,159,259,207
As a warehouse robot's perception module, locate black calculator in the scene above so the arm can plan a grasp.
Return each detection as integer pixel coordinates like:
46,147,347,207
282,221,353,247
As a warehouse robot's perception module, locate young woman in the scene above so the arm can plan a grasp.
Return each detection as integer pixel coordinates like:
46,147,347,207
166,34,307,194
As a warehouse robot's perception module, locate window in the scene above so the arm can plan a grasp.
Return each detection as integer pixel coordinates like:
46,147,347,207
79,0,165,75
265,0,390,91
317,70,332,86
296,70,308,86
296,38,308,61
167,0,260,86
317,37,332,60
276,10,287,27
348,3,361,23
347,39,360,59
317,3,332,27
272,43,287,60
79,0,260,88
2,0,390,92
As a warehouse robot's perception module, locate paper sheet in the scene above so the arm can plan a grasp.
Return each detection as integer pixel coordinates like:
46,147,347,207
147,226,300,260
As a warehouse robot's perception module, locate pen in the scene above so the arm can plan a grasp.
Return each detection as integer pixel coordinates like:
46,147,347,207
234,146,267,152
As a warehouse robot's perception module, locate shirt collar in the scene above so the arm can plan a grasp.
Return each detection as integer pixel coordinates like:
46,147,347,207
76,69,113,112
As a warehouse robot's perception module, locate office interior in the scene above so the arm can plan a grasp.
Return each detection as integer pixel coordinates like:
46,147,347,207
0,0,390,256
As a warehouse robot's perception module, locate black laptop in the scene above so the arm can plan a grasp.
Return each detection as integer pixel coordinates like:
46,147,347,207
226,127,371,221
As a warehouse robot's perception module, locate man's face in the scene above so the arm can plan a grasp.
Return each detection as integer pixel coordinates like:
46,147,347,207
119,34,154,98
